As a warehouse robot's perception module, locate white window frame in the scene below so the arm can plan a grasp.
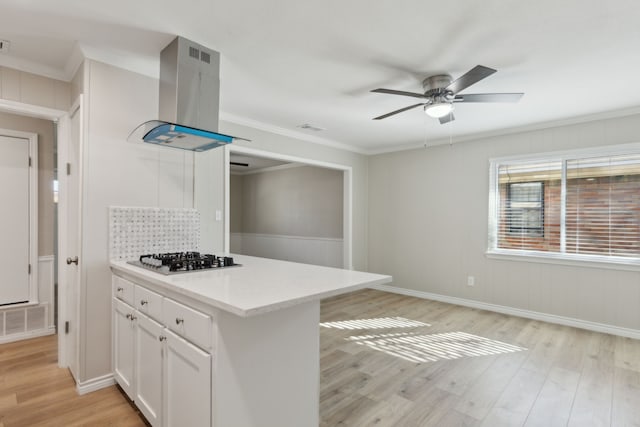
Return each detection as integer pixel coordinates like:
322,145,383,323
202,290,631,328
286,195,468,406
488,142,640,271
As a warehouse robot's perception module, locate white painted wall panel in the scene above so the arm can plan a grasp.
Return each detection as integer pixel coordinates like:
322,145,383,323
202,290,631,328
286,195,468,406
231,232,343,268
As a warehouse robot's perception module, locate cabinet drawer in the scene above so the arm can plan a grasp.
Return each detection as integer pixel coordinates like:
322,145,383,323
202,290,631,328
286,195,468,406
134,285,163,322
163,298,212,350
113,276,135,306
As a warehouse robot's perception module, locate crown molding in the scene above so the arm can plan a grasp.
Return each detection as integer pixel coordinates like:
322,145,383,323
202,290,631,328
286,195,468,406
367,106,640,155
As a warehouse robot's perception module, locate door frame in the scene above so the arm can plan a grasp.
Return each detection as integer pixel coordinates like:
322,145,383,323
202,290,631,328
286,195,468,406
224,144,354,270
0,127,38,303
0,99,69,366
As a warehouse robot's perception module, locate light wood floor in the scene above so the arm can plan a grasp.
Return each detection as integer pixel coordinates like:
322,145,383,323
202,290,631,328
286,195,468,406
2,289,640,426
0,334,147,427
320,289,640,427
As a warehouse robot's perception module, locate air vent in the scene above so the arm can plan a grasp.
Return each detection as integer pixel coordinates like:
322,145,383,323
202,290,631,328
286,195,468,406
189,46,200,59
200,51,211,64
0,39,10,53
297,123,325,132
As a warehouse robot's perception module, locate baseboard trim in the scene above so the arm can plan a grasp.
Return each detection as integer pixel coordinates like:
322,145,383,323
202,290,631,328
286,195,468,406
76,373,116,395
0,326,55,344
371,284,640,340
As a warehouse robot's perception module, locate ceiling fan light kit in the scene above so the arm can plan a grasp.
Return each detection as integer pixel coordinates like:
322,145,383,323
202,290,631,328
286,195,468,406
371,65,524,124
424,102,454,118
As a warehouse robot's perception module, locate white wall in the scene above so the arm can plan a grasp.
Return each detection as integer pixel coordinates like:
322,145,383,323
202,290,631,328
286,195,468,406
79,59,195,381
369,113,640,333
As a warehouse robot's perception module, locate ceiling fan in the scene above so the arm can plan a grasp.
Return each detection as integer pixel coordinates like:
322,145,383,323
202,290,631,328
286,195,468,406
371,65,523,124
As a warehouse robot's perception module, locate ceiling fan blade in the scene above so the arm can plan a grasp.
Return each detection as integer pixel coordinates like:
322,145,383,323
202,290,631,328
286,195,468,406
453,93,524,103
439,113,455,124
445,65,497,94
371,88,427,99
373,103,425,120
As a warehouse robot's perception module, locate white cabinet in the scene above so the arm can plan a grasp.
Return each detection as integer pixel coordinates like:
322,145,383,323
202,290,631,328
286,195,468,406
135,312,164,427
113,298,135,400
164,329,211,427
112,276,214,427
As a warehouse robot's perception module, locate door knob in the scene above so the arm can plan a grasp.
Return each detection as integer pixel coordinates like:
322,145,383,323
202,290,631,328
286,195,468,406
66,256,79,265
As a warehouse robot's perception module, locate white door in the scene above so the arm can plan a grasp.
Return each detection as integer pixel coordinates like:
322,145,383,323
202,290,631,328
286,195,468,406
0,135,30,305
164,330,211,427
135,312,163,427
60,96,83,378
113,298,136,400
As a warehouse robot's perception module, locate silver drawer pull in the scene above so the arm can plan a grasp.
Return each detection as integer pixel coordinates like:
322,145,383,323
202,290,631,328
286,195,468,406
130,315,137,321
159,336,166,342
140,300,148,306
125,313,131,319
117,287,124,292
175,318,184,325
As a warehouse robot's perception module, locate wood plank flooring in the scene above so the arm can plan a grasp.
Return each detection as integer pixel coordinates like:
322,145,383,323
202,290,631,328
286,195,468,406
319,289,640,427
1,288,640,426
0,334,147,427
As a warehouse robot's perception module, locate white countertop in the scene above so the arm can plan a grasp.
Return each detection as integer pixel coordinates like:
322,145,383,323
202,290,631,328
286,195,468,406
110,254,392,317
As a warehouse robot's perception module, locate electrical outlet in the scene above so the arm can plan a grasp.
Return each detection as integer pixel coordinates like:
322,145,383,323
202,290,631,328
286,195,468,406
467,276,475,287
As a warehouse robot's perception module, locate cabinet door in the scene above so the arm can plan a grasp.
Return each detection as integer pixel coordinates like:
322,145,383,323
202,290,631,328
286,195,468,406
164,330,211,427
113,298,135,400
135,312,164,427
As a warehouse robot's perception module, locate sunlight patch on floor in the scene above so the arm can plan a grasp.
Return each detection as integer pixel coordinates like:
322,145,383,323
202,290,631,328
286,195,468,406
320,317,430,330
346,331,526,363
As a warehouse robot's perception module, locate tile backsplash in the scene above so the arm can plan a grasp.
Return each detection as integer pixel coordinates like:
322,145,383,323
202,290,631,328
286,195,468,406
109,206,200,260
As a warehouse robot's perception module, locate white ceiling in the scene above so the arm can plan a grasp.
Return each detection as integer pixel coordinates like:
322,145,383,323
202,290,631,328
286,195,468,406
2,0,640,153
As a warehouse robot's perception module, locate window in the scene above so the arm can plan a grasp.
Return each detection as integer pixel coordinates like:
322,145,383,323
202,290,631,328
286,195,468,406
507,182,544,236
489,145,640,265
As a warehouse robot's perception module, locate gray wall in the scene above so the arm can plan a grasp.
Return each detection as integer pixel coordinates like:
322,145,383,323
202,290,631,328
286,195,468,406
232,166,343,238
0,65,70,111
369,113,640,332
211,122,369,270
0,111,56,256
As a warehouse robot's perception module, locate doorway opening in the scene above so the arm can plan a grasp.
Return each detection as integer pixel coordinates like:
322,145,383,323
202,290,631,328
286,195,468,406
225,145,353,269
0,99,70,369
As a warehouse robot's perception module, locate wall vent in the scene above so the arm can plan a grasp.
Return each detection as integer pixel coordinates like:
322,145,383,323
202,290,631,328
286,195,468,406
27,306,46,331
189,46,200,59
0,40,10,53
0,304,48,337
297,123,325,132
200,51,211,64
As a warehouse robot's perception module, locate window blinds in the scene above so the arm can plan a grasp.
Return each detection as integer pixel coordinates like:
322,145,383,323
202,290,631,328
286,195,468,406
494,154,640,260
565,154,640,257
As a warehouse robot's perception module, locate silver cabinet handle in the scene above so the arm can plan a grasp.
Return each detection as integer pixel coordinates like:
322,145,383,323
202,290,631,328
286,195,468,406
126,313,132,320
130,315,137,321
159,336,166,342
140,300,148,306
175,318,184,325
117,287,124,292
66,256,79,265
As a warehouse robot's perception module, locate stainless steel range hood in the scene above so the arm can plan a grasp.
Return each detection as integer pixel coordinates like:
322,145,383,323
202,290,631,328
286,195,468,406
128,36,248,151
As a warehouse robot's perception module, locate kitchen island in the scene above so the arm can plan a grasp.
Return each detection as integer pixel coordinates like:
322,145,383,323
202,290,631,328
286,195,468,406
110,254,392,427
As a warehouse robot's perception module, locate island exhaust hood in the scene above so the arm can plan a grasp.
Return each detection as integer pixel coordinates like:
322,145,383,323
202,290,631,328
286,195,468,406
128,36,248,151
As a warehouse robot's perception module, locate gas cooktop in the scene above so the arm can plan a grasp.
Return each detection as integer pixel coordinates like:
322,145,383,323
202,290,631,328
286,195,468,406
127,252,240,275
